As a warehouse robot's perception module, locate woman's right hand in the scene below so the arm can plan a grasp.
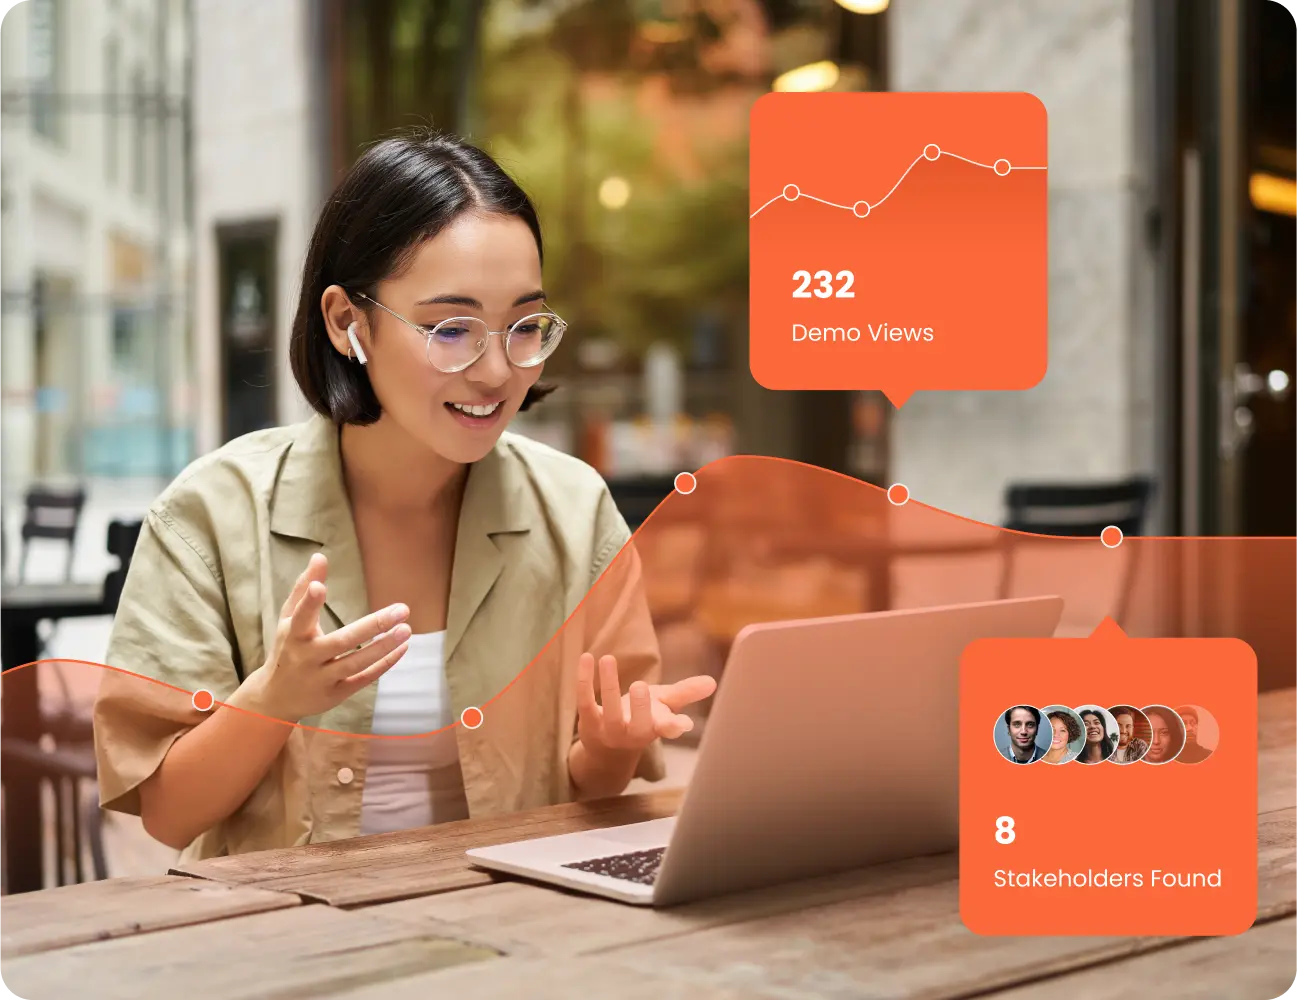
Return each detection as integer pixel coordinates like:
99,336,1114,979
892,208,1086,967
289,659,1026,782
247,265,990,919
243,553,411,722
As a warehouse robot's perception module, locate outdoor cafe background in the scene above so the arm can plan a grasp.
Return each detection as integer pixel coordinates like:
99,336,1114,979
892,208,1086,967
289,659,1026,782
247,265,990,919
0,0,1293,892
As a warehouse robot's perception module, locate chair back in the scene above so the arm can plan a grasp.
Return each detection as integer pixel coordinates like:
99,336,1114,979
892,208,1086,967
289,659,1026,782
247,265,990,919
1004,477,1155,538
607,475,679,532
19,485,86,581
103,518,144,615
999,476,1156,626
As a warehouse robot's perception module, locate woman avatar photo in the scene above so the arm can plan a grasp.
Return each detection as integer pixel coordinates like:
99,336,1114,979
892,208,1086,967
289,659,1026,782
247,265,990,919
1040,706,1085,764
1074,706,1119,764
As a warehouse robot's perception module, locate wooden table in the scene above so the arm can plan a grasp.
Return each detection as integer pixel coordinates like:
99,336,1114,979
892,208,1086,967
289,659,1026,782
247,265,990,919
1,581,110,893
3,687,1293,999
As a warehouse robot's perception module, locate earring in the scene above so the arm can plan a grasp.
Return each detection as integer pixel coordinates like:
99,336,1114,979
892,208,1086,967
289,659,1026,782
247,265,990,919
347,322,368,365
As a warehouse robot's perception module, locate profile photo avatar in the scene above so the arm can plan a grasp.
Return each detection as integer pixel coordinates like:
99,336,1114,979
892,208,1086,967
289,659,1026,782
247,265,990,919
995,704,1049,764
1108,705,1151,764
1074,705,1120,764
1176,704,1218,763
1143,705,1187,764
1039,705,1086,765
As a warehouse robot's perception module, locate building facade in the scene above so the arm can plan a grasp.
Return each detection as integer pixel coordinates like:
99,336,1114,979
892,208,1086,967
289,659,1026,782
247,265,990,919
190,0,325,456
1,0,193,504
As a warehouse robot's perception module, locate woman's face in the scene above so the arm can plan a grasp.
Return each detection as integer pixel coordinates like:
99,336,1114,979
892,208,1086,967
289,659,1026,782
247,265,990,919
1083,713,1105,744
1147,711,1175,762
1050,716,1070,750
363,212,547,465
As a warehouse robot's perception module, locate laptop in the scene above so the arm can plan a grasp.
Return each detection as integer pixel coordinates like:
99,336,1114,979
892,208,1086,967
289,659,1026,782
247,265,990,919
466,594,1064,906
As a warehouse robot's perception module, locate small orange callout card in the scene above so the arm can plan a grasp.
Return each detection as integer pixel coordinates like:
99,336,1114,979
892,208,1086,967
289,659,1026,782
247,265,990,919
749,91,1048,406
959,622,1257,937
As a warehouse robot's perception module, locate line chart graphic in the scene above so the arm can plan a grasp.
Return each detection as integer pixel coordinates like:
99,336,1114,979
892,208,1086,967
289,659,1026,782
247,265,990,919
748,92,1050,405
750,144,1048,220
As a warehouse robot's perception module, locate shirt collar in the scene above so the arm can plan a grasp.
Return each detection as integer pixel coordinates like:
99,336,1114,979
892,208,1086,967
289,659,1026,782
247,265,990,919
269,413,532,656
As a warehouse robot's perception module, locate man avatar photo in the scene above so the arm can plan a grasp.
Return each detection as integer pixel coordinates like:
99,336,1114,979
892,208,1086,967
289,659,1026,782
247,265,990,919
999,705,1047,763
1176,705,1215,763
1110,705,1150,764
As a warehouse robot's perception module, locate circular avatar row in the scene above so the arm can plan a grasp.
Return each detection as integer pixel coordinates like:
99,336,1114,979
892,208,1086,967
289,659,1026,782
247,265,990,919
996,704,1217,766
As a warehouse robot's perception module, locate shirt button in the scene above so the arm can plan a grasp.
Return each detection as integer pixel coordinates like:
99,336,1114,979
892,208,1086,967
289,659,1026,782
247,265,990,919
337,767,354,785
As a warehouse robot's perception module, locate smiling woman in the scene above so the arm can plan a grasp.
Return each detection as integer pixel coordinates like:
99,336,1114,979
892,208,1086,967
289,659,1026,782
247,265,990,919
91,129,717,861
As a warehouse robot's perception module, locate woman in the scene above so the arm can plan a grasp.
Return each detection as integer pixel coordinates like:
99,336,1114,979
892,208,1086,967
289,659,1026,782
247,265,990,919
1143,706,1186,764
1041,709,1083,764
92,130,717,861
1075,708,1117,764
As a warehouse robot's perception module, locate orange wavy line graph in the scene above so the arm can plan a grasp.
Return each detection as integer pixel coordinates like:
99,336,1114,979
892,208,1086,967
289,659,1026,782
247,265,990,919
3,452,1292,739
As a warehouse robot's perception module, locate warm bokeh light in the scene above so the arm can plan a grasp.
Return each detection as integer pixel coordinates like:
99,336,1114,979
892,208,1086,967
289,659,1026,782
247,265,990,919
598,175,631,210
835,0,890,12
1249,172,1297,216
773,60,841,93
1269,369,1291,395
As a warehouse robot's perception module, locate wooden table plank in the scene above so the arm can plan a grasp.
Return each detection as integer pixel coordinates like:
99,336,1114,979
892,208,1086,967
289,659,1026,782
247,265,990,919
172,790,681,907
369,850,961,958
0,902,499,1000
0,875,300,958
327,955,760,1000
321,919,1297,1000
983,917,1297,1000
1258,686,1295,749
362,807,1293,995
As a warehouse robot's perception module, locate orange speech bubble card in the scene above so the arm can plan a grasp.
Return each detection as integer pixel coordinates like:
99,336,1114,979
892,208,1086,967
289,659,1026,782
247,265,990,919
960,632,1257,937
748,91,1048,405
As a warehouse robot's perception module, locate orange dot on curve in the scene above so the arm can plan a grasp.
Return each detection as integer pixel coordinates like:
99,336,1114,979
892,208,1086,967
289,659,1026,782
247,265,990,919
1101,525,1123,548
887,483,910,506
461,706,484,730
192,689,215,712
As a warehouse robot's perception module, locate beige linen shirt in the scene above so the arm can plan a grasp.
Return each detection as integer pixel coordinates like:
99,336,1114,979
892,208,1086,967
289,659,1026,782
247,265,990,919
93,413,664,862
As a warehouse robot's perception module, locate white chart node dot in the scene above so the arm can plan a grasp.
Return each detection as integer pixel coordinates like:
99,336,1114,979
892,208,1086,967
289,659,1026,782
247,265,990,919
993,158,1011,176
852,200,871,218
782,184,800,200
923,144,941,161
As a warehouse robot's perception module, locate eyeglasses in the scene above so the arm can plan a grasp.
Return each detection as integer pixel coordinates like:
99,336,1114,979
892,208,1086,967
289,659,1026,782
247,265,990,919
352,292,567,374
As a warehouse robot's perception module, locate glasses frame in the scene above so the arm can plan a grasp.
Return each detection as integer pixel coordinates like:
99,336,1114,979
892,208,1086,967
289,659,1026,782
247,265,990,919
351,292,567,374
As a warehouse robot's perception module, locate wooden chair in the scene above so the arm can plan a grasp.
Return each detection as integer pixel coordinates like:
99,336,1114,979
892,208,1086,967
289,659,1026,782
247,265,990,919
997,476,1156,624
18,485,86,583
1,518,142,887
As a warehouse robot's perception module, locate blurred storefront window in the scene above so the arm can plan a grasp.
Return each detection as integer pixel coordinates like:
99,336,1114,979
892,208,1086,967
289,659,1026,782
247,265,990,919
0,0,193,505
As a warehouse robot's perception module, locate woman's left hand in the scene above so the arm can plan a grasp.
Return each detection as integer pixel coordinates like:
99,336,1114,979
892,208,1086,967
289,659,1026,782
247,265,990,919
574,652,717,756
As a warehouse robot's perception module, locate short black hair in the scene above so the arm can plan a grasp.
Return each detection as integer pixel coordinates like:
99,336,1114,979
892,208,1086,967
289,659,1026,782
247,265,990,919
290,128,558,425
1004,705,1040,728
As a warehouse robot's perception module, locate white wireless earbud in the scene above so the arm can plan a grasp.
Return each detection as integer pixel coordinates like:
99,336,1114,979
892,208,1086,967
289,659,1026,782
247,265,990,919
347,322,368,365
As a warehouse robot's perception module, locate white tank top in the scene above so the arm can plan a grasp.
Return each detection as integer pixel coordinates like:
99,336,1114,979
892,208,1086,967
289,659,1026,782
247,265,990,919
359,631,469,836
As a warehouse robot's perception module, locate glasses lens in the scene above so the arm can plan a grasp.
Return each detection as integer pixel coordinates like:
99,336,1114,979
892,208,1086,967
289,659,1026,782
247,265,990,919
426,317,491,372
507,314,563,366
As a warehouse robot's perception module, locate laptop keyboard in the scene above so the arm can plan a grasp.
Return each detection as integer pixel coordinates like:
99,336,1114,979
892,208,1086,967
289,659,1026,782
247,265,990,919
561,846,666,885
